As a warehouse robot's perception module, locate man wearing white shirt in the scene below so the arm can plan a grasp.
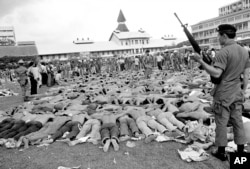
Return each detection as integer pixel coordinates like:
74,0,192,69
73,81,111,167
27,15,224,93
28,62,40,95
134,56,139,71
156,52,164,70
39,62,47,85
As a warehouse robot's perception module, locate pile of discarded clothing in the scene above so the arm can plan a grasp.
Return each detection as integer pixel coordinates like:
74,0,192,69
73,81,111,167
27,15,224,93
0,68,249,162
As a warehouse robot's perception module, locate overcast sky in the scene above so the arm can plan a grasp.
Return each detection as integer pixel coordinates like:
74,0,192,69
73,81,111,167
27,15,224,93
0,0,237,52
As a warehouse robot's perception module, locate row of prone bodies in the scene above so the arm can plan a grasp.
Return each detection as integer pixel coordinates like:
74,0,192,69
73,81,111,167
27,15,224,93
0,93,215,151
0,69,216,151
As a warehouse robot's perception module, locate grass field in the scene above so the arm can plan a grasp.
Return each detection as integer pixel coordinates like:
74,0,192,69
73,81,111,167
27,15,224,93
0,140,229,169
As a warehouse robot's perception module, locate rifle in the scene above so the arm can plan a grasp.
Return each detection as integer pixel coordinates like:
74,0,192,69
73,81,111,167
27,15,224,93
174,13,221,84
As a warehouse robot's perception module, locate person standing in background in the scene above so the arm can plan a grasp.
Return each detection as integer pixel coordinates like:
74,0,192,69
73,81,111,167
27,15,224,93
28,62,40,95
15,59,28,101
156,52,164,70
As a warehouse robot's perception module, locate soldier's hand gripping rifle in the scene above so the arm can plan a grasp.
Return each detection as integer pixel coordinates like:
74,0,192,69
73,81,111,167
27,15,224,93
174,13,221,84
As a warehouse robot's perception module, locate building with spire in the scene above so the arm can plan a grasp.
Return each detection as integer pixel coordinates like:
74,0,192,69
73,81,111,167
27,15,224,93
116,9,129,32
39,9,177,62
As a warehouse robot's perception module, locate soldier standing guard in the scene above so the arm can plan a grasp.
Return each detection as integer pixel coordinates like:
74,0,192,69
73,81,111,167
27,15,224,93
15,59,28,101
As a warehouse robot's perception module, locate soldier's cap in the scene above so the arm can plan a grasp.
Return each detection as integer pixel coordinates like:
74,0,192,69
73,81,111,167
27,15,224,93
216,24,237,33
18,59,24,64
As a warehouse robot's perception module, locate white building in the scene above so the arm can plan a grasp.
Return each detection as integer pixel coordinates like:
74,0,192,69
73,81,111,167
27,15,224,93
0,26,16,46
219,0,250,16
39,10,177,62
191,0,250,49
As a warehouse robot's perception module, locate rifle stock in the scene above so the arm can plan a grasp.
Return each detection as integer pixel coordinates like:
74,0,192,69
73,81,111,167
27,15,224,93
174,13,221,84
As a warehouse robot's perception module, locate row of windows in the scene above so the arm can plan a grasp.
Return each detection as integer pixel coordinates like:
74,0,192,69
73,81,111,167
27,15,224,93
42,48,161,60
219,0,250,12
121,39,149,46
220,3,250,16
0,30,14,32
0,36,15,39
193,13,250,31
193,21,249,39
236,32,250,38
92,48,148,55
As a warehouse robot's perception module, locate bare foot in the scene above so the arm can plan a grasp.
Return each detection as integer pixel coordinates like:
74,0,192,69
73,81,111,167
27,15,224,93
111,139,119,151
103,139,111,152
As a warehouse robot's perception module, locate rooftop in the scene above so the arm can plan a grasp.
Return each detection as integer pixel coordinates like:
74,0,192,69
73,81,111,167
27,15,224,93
38,39,175,55
0,45,38,58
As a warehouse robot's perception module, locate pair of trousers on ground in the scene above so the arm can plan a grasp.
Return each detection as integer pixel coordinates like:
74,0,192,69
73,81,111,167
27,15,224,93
119,115,139,137
0,118,42,141
24,117,70,142
136,115,167,137
53,119,108,143
0,119,25,138
100,123,119,144
76,119,101,141
156,112,185,131
50,121,81,141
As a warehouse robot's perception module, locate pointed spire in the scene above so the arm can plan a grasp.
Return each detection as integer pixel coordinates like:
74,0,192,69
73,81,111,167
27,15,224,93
117,24,129,32
117,9,126,22
116,9,129,32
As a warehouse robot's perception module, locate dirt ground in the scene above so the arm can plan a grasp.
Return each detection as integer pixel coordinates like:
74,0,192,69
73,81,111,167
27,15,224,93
0,81,229,169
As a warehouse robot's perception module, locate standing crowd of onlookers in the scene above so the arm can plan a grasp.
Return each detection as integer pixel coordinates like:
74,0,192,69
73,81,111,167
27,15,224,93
1,44,249,100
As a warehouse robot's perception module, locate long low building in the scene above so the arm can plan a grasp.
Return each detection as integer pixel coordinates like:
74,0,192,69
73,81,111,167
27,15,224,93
38,10,177,62
0,10,178,62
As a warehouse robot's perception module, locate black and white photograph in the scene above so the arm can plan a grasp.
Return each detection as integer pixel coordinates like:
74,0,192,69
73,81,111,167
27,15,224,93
0,0,250,169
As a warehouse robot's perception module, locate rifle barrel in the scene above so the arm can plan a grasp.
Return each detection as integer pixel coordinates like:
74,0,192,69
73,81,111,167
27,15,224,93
174,13,184,26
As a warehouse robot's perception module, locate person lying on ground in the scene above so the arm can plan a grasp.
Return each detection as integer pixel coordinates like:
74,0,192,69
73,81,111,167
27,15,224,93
0,111,37,139
15,113,55,148
124,106,169,143
16,115,70,149
145,104,185,138
175,103,213,122
41,113,89,144
66,118,101,146
118,114,141,142
89,108,128,152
